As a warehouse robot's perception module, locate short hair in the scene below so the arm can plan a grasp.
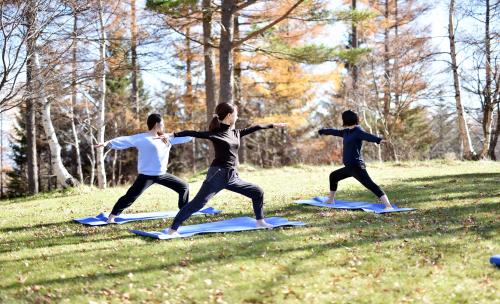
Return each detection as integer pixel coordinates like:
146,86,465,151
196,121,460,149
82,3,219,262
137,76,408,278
147,113,162,130
342,110,359,126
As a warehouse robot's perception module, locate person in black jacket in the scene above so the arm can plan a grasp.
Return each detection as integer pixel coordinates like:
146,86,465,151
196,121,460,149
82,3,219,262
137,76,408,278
318,110,394,209
166,102,287,236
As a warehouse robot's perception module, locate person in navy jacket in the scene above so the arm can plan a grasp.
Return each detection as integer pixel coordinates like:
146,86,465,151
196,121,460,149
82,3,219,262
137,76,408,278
318,110,394,209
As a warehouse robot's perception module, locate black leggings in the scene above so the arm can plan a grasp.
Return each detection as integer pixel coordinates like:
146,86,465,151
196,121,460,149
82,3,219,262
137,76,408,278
329,165,385,198
171,166,264,230
111,173,189,216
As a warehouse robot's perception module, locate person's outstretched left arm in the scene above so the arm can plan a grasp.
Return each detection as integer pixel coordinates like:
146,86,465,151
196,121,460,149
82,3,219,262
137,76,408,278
239,123,287,137
356,128,383,144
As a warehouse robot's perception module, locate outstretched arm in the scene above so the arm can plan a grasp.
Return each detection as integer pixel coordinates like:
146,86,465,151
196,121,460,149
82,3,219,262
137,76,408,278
169,136,193,145
239,123,287,137
95,135,136,150
318,128,343,137
357,129,383,144
174,130,211,139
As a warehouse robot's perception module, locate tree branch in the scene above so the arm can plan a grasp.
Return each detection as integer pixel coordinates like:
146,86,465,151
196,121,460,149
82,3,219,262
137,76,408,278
232,0,305,49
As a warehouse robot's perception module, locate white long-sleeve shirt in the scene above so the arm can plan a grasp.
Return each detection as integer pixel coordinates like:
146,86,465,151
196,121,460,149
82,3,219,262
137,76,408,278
108,133,192,176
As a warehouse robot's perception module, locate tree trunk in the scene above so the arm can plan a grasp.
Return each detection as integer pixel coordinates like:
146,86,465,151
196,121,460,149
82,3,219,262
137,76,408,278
219,0,235,104
34,53,78,187
382,0,391,121
130,0,139,119
84,98,96,186
96,0,107,188
351,0,358,92
382,0,395,161
202,0,217,126
488,103,499,160
233,14,246,163
0,112,3,197
448,0,476,160
184,25,196,173
479,0,493,159
25,3,39,194
71,8,84,182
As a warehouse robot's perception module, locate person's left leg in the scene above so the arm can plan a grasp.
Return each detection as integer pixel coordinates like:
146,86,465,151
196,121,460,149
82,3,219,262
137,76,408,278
350,166,393,209
154,173,190,209
225,171,271,228
327,167,352,204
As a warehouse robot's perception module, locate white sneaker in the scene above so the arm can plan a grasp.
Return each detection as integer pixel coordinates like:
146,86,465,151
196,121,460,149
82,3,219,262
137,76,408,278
106,214,117,224
256,219,273,229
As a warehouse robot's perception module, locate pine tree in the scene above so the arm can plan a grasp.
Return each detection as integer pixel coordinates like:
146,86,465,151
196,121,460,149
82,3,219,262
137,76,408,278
7,113,28,197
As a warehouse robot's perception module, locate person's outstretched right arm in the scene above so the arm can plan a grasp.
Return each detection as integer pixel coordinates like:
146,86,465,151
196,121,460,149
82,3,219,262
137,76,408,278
318,128,343,137
174,130,211,139
95,135,137,150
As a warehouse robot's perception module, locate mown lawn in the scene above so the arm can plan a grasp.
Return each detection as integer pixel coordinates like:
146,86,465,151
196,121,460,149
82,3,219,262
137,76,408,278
0,161,499,303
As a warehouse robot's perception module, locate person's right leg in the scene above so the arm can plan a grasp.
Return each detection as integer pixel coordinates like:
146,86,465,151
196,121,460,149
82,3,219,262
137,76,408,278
327,167,352,204
225,171,270,228
154,173,190,209
350,166,393,209
168,167,226,233
108,175,154,223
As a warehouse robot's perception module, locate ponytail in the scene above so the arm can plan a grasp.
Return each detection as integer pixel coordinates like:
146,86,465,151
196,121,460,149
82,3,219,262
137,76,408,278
208,102,236,132
209,115,221,132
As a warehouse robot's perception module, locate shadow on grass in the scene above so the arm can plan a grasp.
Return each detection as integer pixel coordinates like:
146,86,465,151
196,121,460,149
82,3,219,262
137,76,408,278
1,170,499,300
2,211,497,292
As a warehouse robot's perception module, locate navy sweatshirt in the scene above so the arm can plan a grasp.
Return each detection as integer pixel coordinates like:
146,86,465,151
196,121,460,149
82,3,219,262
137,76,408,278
174,123,274,168
318,126,382,167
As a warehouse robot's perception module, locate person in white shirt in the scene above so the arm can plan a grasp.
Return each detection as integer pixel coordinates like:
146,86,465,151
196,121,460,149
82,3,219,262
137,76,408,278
95,114,192,223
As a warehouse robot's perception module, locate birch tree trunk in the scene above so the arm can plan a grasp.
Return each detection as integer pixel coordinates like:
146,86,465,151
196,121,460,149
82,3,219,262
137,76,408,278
96,0,107,188
71,7,84,182
34,53,78,187
448,0,476,160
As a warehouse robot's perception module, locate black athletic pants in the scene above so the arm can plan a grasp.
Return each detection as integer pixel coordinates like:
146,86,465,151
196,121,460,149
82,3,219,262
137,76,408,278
329,164,385,198
171,166,264,230
110,173,189,216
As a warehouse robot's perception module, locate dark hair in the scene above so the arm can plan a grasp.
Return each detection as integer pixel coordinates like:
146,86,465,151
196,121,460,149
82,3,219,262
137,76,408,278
147,113,162,130
342,110,359,127
209,102,237,132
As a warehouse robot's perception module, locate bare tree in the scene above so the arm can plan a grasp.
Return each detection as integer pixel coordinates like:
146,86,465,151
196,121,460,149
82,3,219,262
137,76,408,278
448,0,476,159
35,52,78,187
70,2,84,183
24,0,39,194
96,0,107,188
0,2,31,113
130,0,140,119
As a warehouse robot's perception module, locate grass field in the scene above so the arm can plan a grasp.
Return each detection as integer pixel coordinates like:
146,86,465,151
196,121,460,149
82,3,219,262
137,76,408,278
0,161,499,303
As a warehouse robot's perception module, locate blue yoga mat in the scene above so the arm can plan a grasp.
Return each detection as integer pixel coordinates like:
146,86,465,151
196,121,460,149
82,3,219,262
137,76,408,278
490,255,500,267
73,207,221,226
130,216,306,240
295,197,415,214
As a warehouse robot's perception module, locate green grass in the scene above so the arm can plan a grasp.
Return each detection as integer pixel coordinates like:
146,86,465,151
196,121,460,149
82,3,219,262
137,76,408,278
0,161,499,303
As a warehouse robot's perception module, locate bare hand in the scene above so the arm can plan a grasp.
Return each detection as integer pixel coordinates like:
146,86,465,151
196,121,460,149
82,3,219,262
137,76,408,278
94,141,108,148
380,139,388,144
273,123,288,128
